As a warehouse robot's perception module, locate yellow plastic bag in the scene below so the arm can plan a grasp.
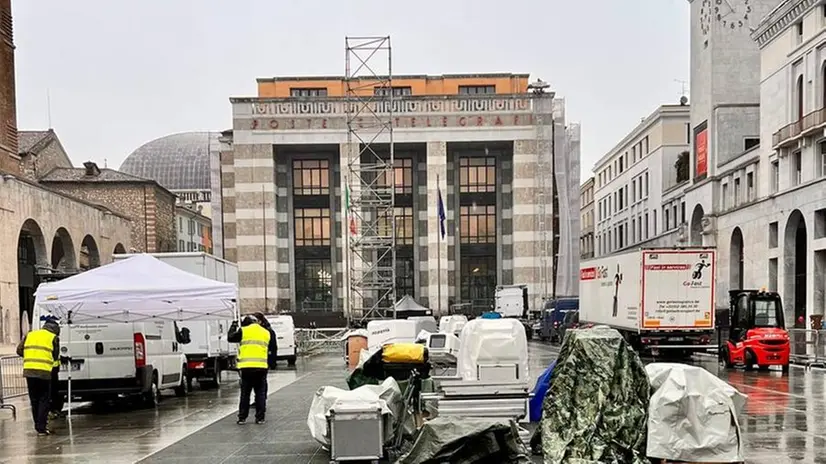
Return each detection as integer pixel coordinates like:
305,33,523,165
382,343,426,364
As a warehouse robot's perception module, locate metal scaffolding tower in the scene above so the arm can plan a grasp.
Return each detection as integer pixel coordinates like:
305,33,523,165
530,79,554,302
344,36,397,322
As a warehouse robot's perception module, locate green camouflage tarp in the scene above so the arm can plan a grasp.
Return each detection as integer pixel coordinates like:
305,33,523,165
396,417,531,464
534,326,651,464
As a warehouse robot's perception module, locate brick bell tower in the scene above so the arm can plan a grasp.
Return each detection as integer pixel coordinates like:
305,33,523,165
0,0,19,175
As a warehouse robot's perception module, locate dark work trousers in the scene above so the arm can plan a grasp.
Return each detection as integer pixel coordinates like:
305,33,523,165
238,368,268,422
26,377,51,432
50,367,64,413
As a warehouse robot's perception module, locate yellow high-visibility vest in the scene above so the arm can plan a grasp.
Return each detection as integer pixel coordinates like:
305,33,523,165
23,329,56,373
237,324,270,369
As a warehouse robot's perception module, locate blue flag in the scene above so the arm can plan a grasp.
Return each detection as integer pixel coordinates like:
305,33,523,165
437,186,446,240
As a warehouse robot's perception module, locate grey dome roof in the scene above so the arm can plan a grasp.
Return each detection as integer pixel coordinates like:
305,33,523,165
119,132,219,191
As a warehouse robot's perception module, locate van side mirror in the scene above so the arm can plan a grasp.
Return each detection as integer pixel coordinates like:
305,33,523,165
178,327,191,345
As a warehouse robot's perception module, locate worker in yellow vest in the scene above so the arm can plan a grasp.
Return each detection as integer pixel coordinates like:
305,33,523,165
15,316,61,435
228,316,271,425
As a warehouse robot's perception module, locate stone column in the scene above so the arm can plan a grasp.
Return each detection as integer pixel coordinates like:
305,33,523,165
426,141,449,315
512,139,542,307
233,143,277,314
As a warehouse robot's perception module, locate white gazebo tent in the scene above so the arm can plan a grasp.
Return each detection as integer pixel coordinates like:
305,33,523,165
33,254,239,418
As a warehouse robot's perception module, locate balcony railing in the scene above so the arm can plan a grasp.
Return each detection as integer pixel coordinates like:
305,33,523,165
773,107,826,148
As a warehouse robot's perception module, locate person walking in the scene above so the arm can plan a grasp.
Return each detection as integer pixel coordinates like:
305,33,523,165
16,316,61,435
228,316,271,425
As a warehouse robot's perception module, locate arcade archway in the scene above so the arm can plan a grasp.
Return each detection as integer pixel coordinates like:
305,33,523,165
690,204,705,246
51,227,77,271
784,210,807,327
729,227,744,291
80,234,101,270
17,219,48,338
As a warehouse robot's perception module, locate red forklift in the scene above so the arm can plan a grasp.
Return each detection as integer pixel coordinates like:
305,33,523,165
719,289,790,371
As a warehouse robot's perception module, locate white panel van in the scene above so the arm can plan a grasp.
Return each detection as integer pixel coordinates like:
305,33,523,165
33,308,189,406
265,315,297,366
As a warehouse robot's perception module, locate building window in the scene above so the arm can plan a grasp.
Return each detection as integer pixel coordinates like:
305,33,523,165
618,187,625,210
460,205,496,244
644,172,649,197
771,160,780,192
653,210,657,235
460,255,497,306
681,201,686,224
618,224,625,249
796,75,804,120
643,136,649,154
376,158,413,194
793,151,802,186
459,85,496,95
644,212,649,239
721,183,729,210
396,258,415,298
290,88,328,97
293,160,330,195
631,218,636,243
746,172,754,200
637,215,642,242
796,22,804,44
619,156,624,173
378,207,414,245
178,239,185,251
294,208,331,247
295,259,333,309
734,177,741,206
744,138,759,151
664,207,670,231
374,86,412,97
819,141,826,177
459,157,496,193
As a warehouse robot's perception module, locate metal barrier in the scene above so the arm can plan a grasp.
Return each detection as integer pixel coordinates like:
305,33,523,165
296,327,348,357
789,329,826,367
0,355,25,419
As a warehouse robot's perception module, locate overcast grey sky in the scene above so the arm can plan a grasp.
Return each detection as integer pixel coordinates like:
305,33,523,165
13,0,689,179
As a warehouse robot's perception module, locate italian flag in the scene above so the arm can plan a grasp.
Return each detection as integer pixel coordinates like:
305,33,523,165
346,184,357,236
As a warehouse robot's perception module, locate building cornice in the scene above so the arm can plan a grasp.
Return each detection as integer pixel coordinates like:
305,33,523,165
593,105,690,170
752,0,817,48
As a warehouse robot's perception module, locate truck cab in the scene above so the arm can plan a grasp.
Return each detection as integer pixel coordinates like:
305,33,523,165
493,284,533,340
720,289,790,371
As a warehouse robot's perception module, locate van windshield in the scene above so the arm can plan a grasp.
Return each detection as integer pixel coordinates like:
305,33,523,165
753,299,781,328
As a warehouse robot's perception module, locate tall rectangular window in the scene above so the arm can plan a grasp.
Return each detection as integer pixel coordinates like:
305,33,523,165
793,151,802,185
460,256,497,305
653,210,657,235
734,177,741,206
819,142,826,177
459,85,496,95
644,212,649,239
460,205,496,244
295,259,333,309
722,183,729,210
644,172,649,197
771,160,780,192
459,157,496,193
644,136,649,154
294,208,331,247
618,224,625,249
747,172,754,200
664,207,670,231
290,88,328,97
681,201,686,224
376,158,413,194
631,218,636,243
378,207,414,245
293,160,330,195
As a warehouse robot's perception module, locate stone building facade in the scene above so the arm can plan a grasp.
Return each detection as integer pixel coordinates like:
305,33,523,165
217,73,581,318
580,177,595,260
0,3,133,344
40,161,177,253
0,0,18,175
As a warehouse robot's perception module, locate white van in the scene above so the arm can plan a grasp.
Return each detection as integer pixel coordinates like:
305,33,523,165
265,315,297,366
33,309,190,406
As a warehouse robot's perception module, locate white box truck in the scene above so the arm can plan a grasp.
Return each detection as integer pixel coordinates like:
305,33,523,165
579,247,716,353
113,252,238,389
